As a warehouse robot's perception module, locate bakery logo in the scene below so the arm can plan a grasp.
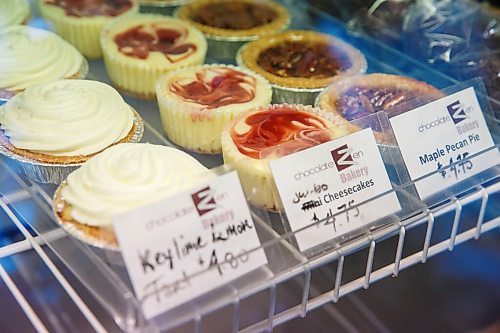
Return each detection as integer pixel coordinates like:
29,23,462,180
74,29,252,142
191,186,216,216
331,144,355,171
447,100,469,125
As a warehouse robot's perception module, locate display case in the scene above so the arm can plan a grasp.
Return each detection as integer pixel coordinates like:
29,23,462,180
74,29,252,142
0,1,499,332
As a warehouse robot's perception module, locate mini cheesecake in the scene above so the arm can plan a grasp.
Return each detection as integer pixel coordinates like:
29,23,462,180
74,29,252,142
176,0,290,61
316,73,443,122
238,30,367,105
0,25,87,98
101,13,207,99
221,104,356,211
156,64,272,153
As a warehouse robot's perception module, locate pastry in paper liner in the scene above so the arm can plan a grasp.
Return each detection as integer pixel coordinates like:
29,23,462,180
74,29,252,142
155,64,272,154
0,109,143,184
221,103,358,212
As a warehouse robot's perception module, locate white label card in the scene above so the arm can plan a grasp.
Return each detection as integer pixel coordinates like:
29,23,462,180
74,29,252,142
390,87,499,198
113,171,267,319
270,128,401,252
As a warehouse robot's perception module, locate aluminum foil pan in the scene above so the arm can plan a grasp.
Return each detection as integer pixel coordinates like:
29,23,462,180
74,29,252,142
139,0,188,15
0,109,144,184
53,182,125,266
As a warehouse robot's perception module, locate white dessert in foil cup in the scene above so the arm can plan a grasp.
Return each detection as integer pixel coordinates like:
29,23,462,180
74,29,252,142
53,143,208,265
0,80,143,184
156,64,272,153
0,25,88,100
100,13,207,99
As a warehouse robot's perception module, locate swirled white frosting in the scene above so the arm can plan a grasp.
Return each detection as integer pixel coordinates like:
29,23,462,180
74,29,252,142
61,143,208,227
0,0,30,29
0,79,133,156
0,25,84,91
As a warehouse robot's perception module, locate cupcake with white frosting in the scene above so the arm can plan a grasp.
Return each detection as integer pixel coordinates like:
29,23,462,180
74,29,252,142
0,25,87,99
0,0,30,29
0,79,143,183
156,64,272,153
53,143,208,252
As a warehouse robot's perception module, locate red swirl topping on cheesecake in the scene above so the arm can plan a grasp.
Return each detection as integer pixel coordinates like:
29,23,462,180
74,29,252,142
231,107,333,159
169,68,256,109
45,0,132,17
114,24,197,62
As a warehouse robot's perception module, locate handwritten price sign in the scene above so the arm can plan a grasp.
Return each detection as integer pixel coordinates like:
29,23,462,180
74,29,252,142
390,87,499,198
113,171,267,319
270,128,401,252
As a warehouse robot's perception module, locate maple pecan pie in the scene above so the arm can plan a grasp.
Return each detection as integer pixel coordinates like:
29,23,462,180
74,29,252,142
237,30,367,105
176,0,289,60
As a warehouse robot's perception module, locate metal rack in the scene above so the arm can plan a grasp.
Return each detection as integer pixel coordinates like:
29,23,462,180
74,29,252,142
0,1,499,332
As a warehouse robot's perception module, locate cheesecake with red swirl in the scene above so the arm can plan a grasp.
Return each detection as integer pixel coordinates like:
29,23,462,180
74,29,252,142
39,0,138,58
101,14,207,99
221,104,355,211
156,64,272,153
316,74,444,134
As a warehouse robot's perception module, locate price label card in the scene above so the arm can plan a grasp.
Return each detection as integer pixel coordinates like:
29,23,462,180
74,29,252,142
113,171,267,319
390,87,499,198
270,128,401,252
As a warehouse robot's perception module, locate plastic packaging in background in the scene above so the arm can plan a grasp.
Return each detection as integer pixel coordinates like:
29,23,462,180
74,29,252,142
341,0,499,114
347,0,414,48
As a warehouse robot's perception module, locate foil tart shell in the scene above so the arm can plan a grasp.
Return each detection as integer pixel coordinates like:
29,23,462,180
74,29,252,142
53,182,125,266
139,0,188,15
0,109,144,184
205,34,258,62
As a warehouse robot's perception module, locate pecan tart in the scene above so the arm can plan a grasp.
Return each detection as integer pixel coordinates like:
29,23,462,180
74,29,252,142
237,30,367,105
176,0,290,61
